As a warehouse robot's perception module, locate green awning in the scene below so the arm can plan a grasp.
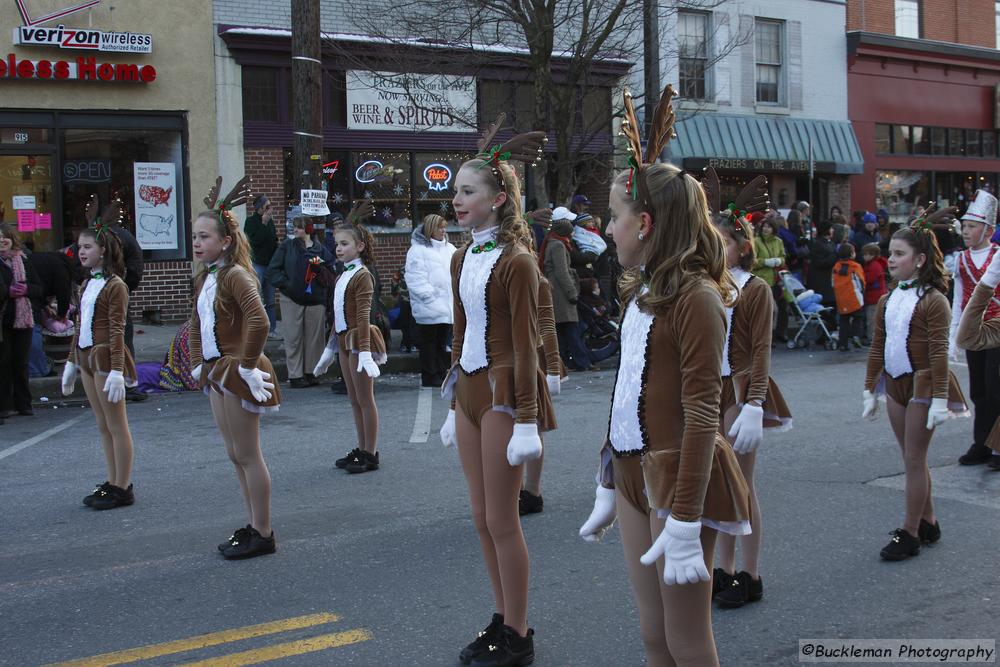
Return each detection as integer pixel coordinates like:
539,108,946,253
668,114,864,175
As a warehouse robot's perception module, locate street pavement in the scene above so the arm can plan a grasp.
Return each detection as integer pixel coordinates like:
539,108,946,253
1,346,998,666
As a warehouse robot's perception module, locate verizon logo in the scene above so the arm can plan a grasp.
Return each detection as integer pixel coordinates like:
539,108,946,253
13,24,152,53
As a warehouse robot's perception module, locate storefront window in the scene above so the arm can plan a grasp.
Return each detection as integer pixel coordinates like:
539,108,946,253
911,126,929,155
966,129,982,157
931,127,947,155
61,129,185,254
351,151,412,230
282,149,351,219
874,124,891,154
891,125,910,154
0,155,54,250
876,170,929,223
949,129,964,156
984,130,997,158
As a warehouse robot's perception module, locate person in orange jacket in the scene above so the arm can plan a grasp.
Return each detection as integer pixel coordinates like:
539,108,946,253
833,243,866,350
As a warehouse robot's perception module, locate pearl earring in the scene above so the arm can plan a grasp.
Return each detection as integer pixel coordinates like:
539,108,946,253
491,205,496,211
638,232,645,241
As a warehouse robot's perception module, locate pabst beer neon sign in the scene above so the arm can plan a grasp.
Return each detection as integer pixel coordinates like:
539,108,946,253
422,163,452,192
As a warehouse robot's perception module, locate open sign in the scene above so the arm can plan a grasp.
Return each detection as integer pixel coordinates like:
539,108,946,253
422,163,452,192
355,160,384,184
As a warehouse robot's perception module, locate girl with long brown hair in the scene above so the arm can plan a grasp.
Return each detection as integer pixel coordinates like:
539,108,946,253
438,117,554,667
189,177,281,560
863,209,968,561
62,202,139,510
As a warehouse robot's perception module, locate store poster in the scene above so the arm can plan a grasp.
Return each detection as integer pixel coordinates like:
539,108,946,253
346,70,477,133
133,162,177,250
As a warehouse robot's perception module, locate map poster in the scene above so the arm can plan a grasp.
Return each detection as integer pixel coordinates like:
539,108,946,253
133,162,177,250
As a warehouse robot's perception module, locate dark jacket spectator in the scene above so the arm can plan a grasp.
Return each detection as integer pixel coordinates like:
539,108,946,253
108,225,143,293
244,198,279,267
541,219,579,324
852,212,881,249
28,251,74,319
807,223,838,305
266,235,336,306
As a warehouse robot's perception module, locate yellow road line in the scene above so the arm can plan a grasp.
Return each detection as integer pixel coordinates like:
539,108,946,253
176,629,374,666
46,612,341,667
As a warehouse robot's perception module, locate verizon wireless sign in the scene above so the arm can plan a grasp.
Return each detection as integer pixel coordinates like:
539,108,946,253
13,24,152,53
0,53,156,83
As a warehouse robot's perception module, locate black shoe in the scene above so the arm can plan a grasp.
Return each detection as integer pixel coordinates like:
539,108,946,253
460,613,504,665
470,625,534,667
880,528,920,561
83,481,111,507
345,450,379,474
289,377,309,389
715,571,749,608
988,455,1000,471
221,526,276,560
90,483,134,510
330,379,348,394
304,373,319,386
335,448,361,469
958,442,993,465
918,519,941,544
712,568,733,599
518,490,543,516
218,525,252,552
743,572,763,602
125,389,147,403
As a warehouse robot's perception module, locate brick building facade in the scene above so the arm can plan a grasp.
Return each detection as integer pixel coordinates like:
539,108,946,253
847,0,997,48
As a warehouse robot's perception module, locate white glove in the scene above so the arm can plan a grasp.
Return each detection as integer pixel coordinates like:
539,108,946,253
357,351,381,378
579,486,617,543
983,248,1000,288
926,397,949,430
439,409,457,448
506,423,543,466
728,403,764,454
238,365,274,403
765,257,782,268
862,389,878,421
949,338,961,362
640,515,709,586
313,347,336,376
103,370,126,404
61,361,79,396
546,374,561,396
192,364,202,383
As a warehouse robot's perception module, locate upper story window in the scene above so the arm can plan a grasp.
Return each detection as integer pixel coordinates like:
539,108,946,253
895,0,920,39
678,10,709,101
242,67,279,122
995,2,1000,47
754,19,783,105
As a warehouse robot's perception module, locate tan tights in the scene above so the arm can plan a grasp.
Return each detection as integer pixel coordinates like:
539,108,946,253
209,389,272,537
455,407,530,637
716,404,762,578
338,344,379,454
618,490,719,667
80,370,133,488
886,398,936,536
522,439,543,496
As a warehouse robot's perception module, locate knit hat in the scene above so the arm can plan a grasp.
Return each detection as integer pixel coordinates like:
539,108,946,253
862,212,877,224
961,189,998,227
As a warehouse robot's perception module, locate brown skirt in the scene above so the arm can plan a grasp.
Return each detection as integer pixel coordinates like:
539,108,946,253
720,375,793,431
339,325,387,364
453,365,556,432
878,369,968,414
641,433,752,535
200,353,281,414
76,343,137,387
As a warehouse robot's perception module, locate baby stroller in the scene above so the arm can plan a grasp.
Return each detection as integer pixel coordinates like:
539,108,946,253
578,297,620,350
779,270,836,350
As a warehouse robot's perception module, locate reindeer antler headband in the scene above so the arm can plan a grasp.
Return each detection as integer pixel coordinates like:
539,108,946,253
909,202,958,233
620,85,679,210
702,167,770,238
204,176,252,224
475,112,547,192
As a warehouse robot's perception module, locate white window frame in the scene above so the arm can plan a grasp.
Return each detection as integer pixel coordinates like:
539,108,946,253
754,18,785,108
895,0,920,39
677,10,712,103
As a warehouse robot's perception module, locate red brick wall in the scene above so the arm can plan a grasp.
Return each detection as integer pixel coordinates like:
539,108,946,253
129,260,192,322
245,147,287,233
826,176,852,216
847,0,996,47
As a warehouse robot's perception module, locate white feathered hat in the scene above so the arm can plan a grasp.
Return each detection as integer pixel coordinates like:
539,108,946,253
961,189,998,227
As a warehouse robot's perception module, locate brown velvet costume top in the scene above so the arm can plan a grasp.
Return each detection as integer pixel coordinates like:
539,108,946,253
864,287,950,399
69,274,137,381
956,281,1000,351
449,242,541,425
537,276,562,376
334,266,386,358
727,275,772,404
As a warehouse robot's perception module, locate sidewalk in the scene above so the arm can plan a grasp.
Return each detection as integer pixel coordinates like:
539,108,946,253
29,323,422,404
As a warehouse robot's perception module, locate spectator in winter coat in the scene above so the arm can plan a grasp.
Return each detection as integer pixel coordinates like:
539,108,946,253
541,218,590,370
861,243,888,342
754,218,789,342
267,216,336,388
0,224,43,417
28,251,74,321
244,195,280,338
404,214,456,387
853,212,881,250
807,222,838,308
832,243,866,350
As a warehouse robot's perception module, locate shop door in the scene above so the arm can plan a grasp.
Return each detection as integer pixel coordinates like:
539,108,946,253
0,152,57,251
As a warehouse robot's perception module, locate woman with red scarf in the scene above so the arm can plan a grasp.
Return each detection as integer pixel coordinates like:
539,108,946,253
0,224,43,419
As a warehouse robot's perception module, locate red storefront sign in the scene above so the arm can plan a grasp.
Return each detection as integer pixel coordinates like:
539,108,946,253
0,53,156,83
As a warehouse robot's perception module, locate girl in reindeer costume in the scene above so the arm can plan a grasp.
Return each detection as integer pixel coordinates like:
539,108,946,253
578,86,750,666
863,205,968,561
189,177,282,560
438,114,555,667
63,198,139,510
702,169,793,607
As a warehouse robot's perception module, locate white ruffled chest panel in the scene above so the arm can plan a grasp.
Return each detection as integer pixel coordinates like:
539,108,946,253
459,245,504,373
198,272,222,361
610,291,656,454
77,277,107,349
884,286,920,378
722,269,753,377
334,263,364,334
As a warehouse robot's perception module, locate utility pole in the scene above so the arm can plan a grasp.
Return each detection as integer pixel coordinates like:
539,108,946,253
642,0,661,156
291,0,323,205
